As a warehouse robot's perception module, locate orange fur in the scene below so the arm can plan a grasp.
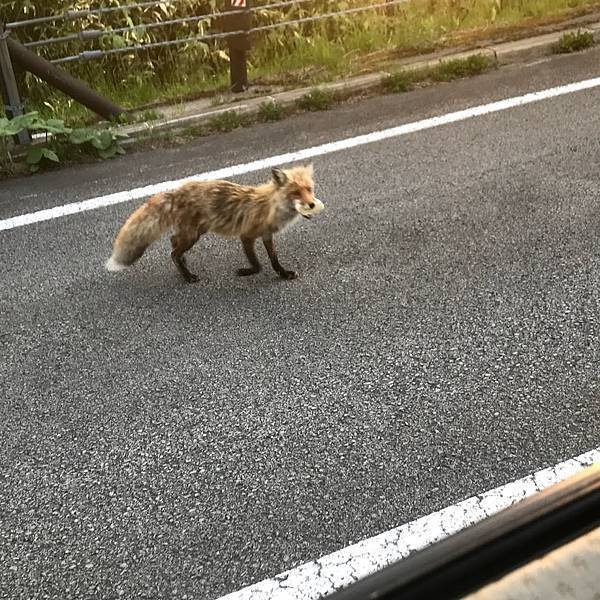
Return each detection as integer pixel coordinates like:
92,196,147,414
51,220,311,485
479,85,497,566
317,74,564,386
105,164,324,282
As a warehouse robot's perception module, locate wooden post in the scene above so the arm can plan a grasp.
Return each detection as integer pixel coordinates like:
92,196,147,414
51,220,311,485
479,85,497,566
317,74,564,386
224,0,252,92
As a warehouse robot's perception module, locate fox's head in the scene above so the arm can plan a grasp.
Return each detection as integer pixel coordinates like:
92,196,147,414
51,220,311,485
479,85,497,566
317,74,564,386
272,163,324,220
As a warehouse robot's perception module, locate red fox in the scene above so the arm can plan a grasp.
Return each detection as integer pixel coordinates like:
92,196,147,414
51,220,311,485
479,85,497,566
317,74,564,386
105,164,324,283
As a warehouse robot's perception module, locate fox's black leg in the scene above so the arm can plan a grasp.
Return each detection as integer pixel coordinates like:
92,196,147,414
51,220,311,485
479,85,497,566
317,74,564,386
263,235,297,280
237,237,261,276
171,231,201,283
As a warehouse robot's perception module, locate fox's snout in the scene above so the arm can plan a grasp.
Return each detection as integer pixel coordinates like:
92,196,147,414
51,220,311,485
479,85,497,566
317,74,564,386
296,197,325,220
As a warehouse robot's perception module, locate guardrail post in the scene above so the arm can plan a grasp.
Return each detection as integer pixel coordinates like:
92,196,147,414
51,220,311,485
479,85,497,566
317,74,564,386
7,37,124,121
0,22,31,146
224,0,251,92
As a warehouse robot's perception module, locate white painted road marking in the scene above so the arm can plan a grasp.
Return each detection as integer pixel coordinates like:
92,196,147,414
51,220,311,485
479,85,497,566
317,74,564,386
2,76,600,233
215,447,599,600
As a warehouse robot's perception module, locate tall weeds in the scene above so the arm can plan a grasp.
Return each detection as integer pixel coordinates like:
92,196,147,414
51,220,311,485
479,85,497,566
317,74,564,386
3,0,598,122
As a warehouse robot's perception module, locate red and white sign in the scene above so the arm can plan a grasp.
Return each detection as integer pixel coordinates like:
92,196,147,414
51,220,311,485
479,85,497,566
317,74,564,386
232,0,246,6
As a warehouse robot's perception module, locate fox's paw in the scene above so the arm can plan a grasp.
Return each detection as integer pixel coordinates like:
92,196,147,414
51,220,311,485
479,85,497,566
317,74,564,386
237,267,260,277
279,270,298,280
184,273,200,283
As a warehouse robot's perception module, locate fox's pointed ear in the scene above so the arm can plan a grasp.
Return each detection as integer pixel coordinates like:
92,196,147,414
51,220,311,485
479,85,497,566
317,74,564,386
305,162,314,175
272,168,288,186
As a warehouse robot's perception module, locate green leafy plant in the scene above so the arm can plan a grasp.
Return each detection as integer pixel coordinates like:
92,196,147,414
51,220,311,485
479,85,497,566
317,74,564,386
26,147,60,170
116,109,162,125
258,100,284,122
297,88,334,111
0,112,128,173
555,30,595,53
429,54,495,81
209,110,248,132
383,71,418,93
68,127,128,159
383,54,496,95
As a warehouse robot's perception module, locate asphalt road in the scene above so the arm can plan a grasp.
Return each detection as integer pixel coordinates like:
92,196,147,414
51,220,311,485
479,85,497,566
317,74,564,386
2,48,600,599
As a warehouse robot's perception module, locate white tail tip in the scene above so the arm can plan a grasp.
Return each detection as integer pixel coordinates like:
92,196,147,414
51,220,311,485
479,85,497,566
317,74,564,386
105,256,127,272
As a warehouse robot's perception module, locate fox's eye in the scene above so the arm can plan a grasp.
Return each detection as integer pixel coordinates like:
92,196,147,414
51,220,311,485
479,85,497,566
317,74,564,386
308,202,315,209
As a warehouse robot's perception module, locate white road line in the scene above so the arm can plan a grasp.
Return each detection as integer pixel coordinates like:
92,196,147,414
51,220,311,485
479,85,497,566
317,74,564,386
2,76,600,233
216,447,600,600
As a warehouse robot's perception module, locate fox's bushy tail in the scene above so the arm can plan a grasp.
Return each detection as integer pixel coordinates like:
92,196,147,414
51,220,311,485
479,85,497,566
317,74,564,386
105,192,172,272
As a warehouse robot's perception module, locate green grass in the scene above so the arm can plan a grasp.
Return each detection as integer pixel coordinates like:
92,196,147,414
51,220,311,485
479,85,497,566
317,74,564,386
554,29,596,52
383,54,497,93
133,109,162,123
20,67,230,127
258,101,285,122
8,0,600,124
296,88,335,111
115,109,162,125
430,54,496,81
209,110,249,132
383,71,418,93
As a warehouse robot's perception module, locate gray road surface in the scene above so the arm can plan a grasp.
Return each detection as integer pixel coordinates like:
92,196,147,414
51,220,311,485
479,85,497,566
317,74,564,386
1,48,600,599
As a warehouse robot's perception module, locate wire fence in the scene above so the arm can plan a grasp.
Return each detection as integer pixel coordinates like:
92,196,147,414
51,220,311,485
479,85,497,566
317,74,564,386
1,0,408,129
7,0,407,64
8,0,313,30
7,0,219,28
19,1,301,49
21,0,315,53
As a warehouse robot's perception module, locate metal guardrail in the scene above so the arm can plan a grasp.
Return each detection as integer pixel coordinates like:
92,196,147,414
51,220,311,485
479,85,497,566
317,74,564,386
52,0,407,64
10,1,407,65
7,0,249,28
0,24,31,145
1,0,406,141
19,0,313,47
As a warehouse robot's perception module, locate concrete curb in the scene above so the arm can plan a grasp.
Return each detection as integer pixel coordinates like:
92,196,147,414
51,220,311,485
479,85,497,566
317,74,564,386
491,22,600,64
116,72,388,144
115,21,600,145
